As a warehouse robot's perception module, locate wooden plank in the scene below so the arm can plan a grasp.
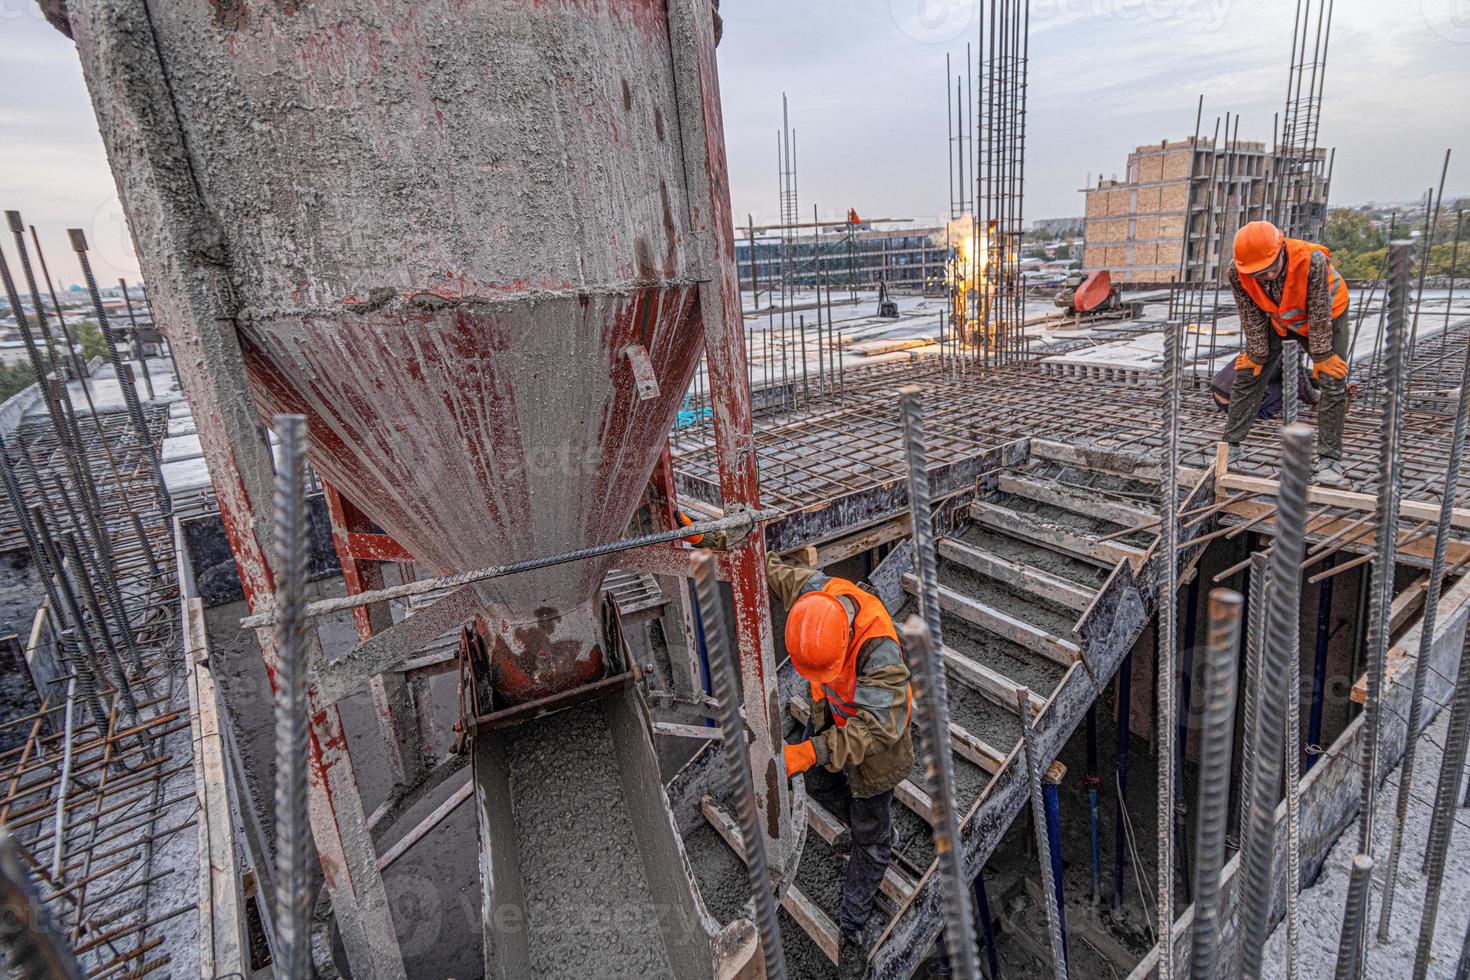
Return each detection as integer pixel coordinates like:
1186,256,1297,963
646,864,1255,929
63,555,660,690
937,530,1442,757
996,473,1155,528
1391,577,1430,635
937,537,1096,613
1027,438,1162,481
186,598,248,979
1217,499,1470,570
905,575,1080,666
968,499,1146,568
1181,466,1470,532
1350,646,1409,706
805,799,916,903
701,797,840,964
941,645,1046,717
815,514,912,570
895,779,934,821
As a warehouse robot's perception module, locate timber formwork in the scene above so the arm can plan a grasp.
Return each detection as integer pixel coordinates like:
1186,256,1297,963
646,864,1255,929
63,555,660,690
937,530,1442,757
0,404,191,977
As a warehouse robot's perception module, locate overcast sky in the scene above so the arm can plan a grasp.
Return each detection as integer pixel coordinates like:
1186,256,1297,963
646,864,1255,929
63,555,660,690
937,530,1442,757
2,0,1466,284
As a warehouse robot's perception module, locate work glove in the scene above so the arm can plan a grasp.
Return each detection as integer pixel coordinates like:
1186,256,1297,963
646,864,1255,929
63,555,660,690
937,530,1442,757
783,739,817,777
1311,353,1349,381
1235,352,1264,376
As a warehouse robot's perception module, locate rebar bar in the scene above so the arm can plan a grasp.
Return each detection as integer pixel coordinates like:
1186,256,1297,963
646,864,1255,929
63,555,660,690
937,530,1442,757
57,631,108,741
1018,685,1067,980
1239,421,1314,979
1411,616,1470,979
272,416,311,979
1334,854,1373,980
1236,552,1266,865
68,229,171,517
1377,277,1470,938
0,827,82,979
241,505,780,627
898,386,977,980
691,549,787,980
49,678,76,883
57,530,141,726
1188,589,1242,980
1157,321,1183,979
116,280,154,401
1359,242,1414,863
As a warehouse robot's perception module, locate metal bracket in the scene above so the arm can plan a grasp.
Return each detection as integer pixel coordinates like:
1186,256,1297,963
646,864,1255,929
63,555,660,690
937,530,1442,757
624,343,660,401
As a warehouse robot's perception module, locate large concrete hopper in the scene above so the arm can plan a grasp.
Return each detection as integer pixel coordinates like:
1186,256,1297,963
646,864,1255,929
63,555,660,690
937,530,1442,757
55,0,785,976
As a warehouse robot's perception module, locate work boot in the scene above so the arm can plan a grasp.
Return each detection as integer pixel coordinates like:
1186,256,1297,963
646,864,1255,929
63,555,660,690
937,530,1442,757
838,933,868,980
1314,458,1347,486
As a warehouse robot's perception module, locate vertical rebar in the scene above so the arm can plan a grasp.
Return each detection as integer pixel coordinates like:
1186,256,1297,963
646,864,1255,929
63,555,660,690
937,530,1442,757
1157,321,1182,979
1411,615,1470,979
29,504,138,724
1236,552,1266,865
118,278,155,401
1334,854,1374,980
1018,685,1067,979
69,229,172,516
272,415,312,979
898,386,978,980
691,549,787,979
0,827,82,979
1405,593,1470,975
52,475,145,682
1359,242,1414,861
1377,281,1470,938
1239,422,1314,979
900,617,979,979
58,629,108,736
1189,589,1245,980
130,512,161,582
59,529,140,698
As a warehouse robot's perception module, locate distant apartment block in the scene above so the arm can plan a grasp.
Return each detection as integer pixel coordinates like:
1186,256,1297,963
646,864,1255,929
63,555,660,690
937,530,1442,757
1082,138,1326,284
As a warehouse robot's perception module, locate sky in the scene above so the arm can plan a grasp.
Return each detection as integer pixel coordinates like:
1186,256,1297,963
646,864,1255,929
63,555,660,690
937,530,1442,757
1,0,1466,285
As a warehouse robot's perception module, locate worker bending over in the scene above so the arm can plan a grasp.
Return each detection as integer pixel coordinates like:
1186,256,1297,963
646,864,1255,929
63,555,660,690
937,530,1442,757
769,550,913,978
1225,220,1351,485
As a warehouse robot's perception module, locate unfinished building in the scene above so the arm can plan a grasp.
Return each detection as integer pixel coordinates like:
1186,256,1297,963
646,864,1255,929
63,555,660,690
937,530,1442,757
1082,139,1329,285
1,1,1469,979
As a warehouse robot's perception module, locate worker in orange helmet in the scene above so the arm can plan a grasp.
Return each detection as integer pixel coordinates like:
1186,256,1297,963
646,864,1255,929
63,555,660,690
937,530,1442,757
768,548,913,978
1225,220,1352,484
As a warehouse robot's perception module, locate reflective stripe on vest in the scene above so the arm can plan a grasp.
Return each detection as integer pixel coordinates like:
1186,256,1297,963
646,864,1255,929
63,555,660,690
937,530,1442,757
816,578,911,728
1238,238,1350,338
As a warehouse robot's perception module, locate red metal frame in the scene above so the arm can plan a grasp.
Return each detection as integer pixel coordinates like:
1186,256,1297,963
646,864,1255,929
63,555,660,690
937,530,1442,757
321,480,430,791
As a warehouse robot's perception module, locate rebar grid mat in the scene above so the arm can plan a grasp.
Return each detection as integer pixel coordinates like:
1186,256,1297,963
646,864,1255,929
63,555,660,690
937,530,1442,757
1,399,185,977
673,341,1470,522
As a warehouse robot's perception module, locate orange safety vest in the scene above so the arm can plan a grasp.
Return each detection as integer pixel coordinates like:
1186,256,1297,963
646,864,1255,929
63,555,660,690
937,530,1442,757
811,578,912,728
1238,238,1350,339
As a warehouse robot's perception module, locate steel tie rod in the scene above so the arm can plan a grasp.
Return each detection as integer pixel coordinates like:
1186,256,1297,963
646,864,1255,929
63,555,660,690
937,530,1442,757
240,506,783,627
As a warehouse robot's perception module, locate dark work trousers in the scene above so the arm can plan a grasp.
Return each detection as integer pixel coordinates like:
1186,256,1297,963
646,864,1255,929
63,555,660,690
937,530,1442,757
806,763,896,937
1224,312,1350,459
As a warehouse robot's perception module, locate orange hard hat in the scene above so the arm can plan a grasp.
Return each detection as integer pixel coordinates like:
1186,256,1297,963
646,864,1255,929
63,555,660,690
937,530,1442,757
785,592,851,683
1234,221,1285,275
